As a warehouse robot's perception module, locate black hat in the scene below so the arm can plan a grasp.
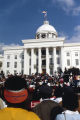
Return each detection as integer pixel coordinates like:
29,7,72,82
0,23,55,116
4,76,27,90
38,84,53,99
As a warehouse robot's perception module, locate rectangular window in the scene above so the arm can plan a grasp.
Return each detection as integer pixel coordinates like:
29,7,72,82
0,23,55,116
50,68,53,75
57,67,61,72
29,51,31,56
29,59,31,65
42,49,46,56
7,62,10,68
49,49,52,55
66,52,70,56
36,50,38,56
57,57,60,64
14,55,17,59
29,68,31,75
56,49,59,55
42,60,46,65
14,62,17,68
14,70,17,74
6,70,9,75
22,54,24,59
75,52,78,56
21,70,24,75
7,55,10,59
67,59,70,66
75,59,79,65
36,59,38,65
50,58,53,65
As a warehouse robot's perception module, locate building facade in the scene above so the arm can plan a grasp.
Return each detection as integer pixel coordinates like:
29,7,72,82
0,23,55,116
2,20,80,76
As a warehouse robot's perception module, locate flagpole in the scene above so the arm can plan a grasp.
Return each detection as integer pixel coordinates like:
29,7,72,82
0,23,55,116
42,11,47,21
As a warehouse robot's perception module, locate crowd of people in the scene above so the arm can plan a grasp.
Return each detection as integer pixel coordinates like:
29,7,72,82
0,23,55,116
0,69,80,120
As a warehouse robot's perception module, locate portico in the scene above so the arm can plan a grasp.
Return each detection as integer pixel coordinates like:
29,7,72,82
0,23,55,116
23,44,64,75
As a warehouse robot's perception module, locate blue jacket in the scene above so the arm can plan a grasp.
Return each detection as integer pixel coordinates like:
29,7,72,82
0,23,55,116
55,110,80,120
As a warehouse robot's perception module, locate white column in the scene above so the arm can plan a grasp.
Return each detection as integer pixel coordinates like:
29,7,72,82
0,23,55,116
38,48,42,73
40,34,41,39
46,47,49,74
31,48,34,74
61,47,64,72
24,48,29,75
53,47,56,73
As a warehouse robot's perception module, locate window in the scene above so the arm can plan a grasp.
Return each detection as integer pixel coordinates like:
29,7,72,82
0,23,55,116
56,49,59,55
14,70,17,74
6,70,9,75
7,62,10,68
66,52,70,56
36,67,38,73
75,59,79,65
36,59,38,65
36,51,38,56
29,59,31,65
41,34,46,38
49,49,52,55
67,59,70,66
14,62,17,68
57,67,61,72
22,54,24,59
42,60,46,66
75,52,78,56
29,68,31,75
21,70,24,75
29,51,31,56
14,55,17,59
42,49,46,56
7,55,10,59
57,57,60,64
50,58,53,65
50,68,53,75
37,34,40,39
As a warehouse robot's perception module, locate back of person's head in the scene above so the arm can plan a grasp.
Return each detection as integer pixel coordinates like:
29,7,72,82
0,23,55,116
3,76,29,109
62,90,79,111
54,86,63,98
38,84,53,99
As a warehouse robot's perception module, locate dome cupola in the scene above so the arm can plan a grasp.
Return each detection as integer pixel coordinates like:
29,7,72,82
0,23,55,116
36,20,58,39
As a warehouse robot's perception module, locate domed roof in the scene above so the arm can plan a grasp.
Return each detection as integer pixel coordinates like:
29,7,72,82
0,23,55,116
36,21,57,35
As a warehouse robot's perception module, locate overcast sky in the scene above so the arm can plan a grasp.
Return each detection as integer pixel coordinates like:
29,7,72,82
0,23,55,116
0,0,80,50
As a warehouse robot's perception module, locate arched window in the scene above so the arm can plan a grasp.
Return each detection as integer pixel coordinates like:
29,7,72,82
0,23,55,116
37,34,40,39
41,34,46,38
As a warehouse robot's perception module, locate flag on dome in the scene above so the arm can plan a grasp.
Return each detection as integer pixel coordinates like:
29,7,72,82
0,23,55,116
42,11,47,20
42,11,47,14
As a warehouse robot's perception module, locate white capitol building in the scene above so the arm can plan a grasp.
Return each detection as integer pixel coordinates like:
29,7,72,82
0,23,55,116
0,19,80,76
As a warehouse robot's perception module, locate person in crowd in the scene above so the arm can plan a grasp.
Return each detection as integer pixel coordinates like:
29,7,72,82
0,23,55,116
0,76,40,120
53,86,63,103
32,83,60,120
51,89,80,120
32,100,60,120
37,83,53,101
